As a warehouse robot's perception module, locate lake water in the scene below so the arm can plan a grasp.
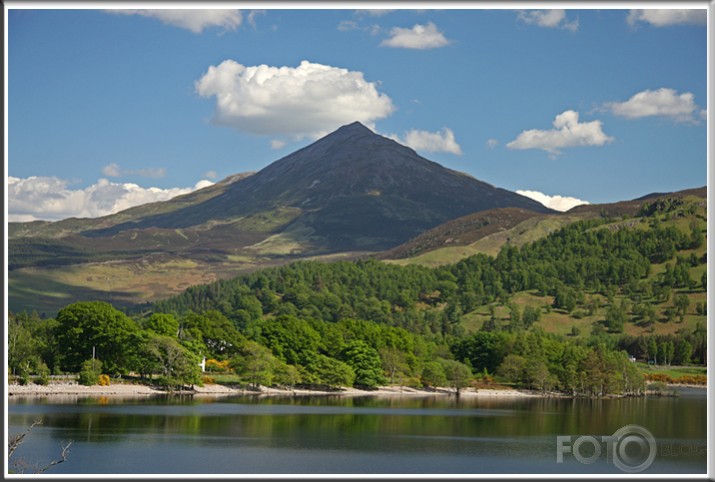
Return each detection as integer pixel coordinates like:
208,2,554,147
7,388,707,475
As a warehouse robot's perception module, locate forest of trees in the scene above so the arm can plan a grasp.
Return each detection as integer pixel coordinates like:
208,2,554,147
8,198,707,396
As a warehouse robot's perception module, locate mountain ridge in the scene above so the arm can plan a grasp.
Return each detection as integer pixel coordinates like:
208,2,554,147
16,122,553,252
381,186,707,265
12,123,700,314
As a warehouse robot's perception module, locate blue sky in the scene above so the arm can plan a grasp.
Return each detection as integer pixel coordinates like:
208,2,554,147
6,6,708,221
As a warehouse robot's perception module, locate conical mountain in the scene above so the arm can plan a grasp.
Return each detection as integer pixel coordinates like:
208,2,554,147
83,122,552,251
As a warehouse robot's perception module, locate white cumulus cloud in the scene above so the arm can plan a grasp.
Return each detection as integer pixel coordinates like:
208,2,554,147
8,176,214,222
246,10,265,29
338,18,381,35
516,190,590,212
136,167,167,178
195,59,395,139
605,88,705,123
380,22,451,49
486,139,499,150
108,9,242,33
356,9,394,17
102,163,122,177
517,10,579,31
338,20,360,31
101,163,167,179
507,110,613,156
627,9,706,27
390,128,462,155
270,139,287,150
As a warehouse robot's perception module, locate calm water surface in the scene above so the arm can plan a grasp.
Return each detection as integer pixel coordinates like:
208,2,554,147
8,388,706,475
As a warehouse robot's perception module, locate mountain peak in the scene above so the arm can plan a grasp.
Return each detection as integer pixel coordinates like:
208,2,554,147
337,121,373,134
319,121,376,144
75,119,554,251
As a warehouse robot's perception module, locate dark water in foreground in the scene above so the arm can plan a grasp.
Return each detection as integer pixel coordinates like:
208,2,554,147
7,388,706,475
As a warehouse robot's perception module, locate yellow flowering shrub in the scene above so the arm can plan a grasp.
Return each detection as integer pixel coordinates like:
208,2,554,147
205,359,230,373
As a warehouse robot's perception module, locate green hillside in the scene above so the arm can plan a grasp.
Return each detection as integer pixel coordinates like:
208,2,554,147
10,189,706,396
385,187,705,267
149,189,706,344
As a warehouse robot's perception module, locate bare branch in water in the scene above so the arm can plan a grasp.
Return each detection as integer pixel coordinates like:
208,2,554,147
7,420,42,459
35,440,73,474
8,420,74,474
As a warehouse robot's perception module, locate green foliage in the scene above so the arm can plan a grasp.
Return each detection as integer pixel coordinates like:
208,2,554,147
9,312,60,377
149,205,703,349
154,259,446,334
56,302,139,374
78,359,102,386
553,286,577,313
617,327,703,367
142,335,202,389
230,341,278,388
662,261,693,288
689,221,704,249
605,301,627,333
32,362,50,386
143,313,179,337
451,331,509,374
340,341,386,389
421,361,447,388
675,339,693,365
647,381,668,393
497,354,527,384
303,354,356,388
180,310,246,359
438,359,472,393
248,316,321,366
522,306,541,329
273,361,301,387
8,313,39,378
659,340,675,366
524,359,557,393
379,347,410,384
487,331,648,396
673,294,690,322
647,337,659,365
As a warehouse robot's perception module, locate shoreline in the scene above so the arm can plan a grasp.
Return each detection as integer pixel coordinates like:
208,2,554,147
664,383,708,389
7,381,544,399
7,381,705,400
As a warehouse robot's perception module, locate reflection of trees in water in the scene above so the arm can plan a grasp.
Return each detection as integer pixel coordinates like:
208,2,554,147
12,393,707,463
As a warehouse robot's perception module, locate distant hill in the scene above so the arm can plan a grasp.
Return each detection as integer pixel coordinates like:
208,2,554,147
8,122,553,313
382,187,707,266
379,207,544,260
8,172,256,240
151,187,707,345
568,186,706,217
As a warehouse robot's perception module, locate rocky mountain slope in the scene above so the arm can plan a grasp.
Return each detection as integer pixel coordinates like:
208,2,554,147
9,122,552,313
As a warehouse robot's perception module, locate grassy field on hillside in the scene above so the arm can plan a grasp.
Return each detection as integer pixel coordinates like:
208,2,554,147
459,285,706,339
389,214,587,266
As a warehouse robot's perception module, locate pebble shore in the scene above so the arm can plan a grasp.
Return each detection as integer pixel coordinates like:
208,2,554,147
7,382,541,398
